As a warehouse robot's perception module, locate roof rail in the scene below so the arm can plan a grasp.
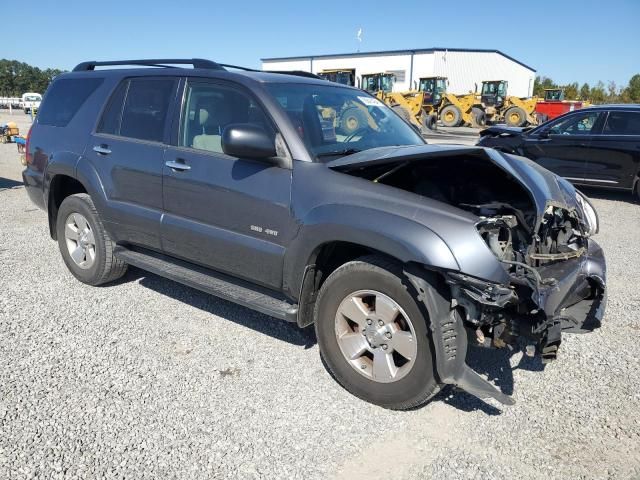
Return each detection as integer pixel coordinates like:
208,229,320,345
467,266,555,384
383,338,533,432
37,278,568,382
265,70,322,79
72,58,225,72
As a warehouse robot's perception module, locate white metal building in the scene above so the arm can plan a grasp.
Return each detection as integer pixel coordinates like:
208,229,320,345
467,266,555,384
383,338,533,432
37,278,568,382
262,48,536,97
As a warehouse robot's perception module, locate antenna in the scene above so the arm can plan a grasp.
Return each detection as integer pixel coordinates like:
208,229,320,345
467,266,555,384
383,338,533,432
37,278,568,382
356,27,363,53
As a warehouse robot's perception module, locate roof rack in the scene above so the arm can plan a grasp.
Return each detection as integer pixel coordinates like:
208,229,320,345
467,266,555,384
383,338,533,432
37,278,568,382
72,58,225,72
266,70,321,79
221,64,321,79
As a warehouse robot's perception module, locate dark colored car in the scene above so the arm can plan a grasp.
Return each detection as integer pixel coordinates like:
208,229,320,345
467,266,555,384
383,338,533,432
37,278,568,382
477,105,640,200
22,59,606,409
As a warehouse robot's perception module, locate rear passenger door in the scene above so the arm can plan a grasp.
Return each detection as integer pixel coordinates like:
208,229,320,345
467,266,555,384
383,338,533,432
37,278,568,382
585,110,640,189
161,79,294,289
86,77,178,250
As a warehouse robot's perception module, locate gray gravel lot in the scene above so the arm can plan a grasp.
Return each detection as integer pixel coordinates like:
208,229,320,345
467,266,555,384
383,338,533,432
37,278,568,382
1,111,639,479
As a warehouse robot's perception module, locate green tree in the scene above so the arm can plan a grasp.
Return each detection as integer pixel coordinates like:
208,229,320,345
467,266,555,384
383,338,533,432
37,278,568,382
533,75,557,97
606,81,619,103
0,59,64,96
563,82,579,100
579,83,590,101
591,81,606,104
624,74,640,103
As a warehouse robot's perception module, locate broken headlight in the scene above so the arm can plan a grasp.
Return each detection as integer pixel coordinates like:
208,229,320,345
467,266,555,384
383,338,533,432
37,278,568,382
575,191,599,236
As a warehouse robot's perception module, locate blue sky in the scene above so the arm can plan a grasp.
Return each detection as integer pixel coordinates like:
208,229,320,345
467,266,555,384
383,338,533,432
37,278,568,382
5,0,639,87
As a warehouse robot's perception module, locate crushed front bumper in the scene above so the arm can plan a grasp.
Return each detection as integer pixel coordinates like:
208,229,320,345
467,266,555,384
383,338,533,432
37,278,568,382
527,238,606,360
405,238,606,406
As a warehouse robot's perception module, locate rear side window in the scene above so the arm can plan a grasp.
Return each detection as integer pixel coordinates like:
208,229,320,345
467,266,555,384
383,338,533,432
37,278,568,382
97,77,176,142
121,78,176,142
38,78,103,127
602,111,640,135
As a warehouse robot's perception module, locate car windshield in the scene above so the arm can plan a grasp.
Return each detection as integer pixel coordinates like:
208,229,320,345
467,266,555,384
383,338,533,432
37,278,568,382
264,83,424,160
25,95,41,102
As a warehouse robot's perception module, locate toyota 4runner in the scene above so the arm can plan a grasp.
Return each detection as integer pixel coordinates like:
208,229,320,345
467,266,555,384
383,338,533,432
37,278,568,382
23,59,606,409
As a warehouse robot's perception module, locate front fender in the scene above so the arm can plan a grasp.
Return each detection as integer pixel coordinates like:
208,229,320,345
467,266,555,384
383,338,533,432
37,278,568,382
282,204,460,297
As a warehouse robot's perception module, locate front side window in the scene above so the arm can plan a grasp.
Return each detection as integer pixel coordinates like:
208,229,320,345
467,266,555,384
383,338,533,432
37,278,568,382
548,111,601,135
117,78,176,142
179,82,274,154
602,111,640,135
264,83,424,160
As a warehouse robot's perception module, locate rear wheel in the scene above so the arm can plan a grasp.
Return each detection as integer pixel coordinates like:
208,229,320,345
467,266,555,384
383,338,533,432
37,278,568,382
314,255,439,410
505,107,526,127
440,105,461,127
634,180,640,203
421,113,438,131
56,193,127,286
471,107,486,128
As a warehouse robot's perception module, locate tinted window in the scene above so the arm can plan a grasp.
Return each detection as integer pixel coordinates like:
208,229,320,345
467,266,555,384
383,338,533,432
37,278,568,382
180,82,274,154
119,78,176,142
548,111,600,135
97,81,128,135
602,111,640,135
38,78,103,127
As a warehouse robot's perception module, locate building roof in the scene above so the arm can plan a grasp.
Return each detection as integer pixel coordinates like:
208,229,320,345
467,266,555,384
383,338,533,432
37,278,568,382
262,48,536,73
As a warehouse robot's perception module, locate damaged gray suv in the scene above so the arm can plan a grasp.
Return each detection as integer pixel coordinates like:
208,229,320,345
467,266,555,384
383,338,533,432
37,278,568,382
23,59,606,409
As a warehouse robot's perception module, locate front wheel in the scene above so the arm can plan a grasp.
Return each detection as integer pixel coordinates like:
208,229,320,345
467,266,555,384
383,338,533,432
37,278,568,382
505,107,526,127
440,105,461,127
314,255,439,410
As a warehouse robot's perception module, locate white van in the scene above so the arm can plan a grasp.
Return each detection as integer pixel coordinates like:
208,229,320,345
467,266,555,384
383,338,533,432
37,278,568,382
22,92,42,114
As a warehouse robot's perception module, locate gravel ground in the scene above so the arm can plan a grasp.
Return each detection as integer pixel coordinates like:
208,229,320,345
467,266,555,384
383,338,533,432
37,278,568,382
1,111,639,479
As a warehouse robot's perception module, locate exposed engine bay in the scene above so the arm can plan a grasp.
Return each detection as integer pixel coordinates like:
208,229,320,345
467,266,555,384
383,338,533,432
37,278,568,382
338,151,605,371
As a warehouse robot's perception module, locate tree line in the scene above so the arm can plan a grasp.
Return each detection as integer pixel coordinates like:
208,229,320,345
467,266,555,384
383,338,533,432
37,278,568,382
533,74,640,104
0,59,64,97
1,58,639,105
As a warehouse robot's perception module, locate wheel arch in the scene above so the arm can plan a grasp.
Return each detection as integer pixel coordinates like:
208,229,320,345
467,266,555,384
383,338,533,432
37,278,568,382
283,206,460,327
47,174,88,240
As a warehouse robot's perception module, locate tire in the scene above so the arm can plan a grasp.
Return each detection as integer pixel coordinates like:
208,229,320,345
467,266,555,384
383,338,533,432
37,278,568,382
56,193,127,286
314,255,439,410
391,105,413,125
440,105,461,127
471,107,486,128
634,180,640,203
505,107,526,127
339,107,368,136
421,113,437,131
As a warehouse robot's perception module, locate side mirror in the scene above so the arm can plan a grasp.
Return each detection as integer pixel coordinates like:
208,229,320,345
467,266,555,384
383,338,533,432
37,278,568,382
222,124,277,161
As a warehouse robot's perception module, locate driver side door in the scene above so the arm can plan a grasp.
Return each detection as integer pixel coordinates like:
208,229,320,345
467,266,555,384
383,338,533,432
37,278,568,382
522,110,605,183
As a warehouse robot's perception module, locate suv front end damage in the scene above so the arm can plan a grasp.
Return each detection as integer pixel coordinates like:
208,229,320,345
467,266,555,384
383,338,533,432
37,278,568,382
331,145,607,404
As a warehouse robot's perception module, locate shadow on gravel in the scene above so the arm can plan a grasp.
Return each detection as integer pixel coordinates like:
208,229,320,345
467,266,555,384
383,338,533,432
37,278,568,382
437,343,545,415
0,176,23,190
116,267,317,348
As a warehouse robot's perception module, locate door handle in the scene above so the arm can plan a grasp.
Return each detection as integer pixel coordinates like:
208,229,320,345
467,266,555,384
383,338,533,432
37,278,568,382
93,145,111,155
165,159,191,171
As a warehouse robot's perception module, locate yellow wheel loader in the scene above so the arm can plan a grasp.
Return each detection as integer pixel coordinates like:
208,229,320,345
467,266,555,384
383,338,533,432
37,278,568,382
318,69,356,87
361,72,428,132
479,80,538,127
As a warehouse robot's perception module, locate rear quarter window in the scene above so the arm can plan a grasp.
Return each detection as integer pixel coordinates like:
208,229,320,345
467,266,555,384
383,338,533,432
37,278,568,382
38,78,104,127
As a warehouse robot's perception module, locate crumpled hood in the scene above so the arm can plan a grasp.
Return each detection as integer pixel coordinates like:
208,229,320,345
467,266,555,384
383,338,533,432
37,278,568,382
328,144,578,216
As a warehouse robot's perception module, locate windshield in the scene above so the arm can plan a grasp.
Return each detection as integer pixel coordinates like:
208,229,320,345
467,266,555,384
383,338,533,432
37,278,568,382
24,95,41,102
265,83,424,160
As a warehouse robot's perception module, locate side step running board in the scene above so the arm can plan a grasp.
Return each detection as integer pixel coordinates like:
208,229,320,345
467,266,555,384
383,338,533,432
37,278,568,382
113,246,298,322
